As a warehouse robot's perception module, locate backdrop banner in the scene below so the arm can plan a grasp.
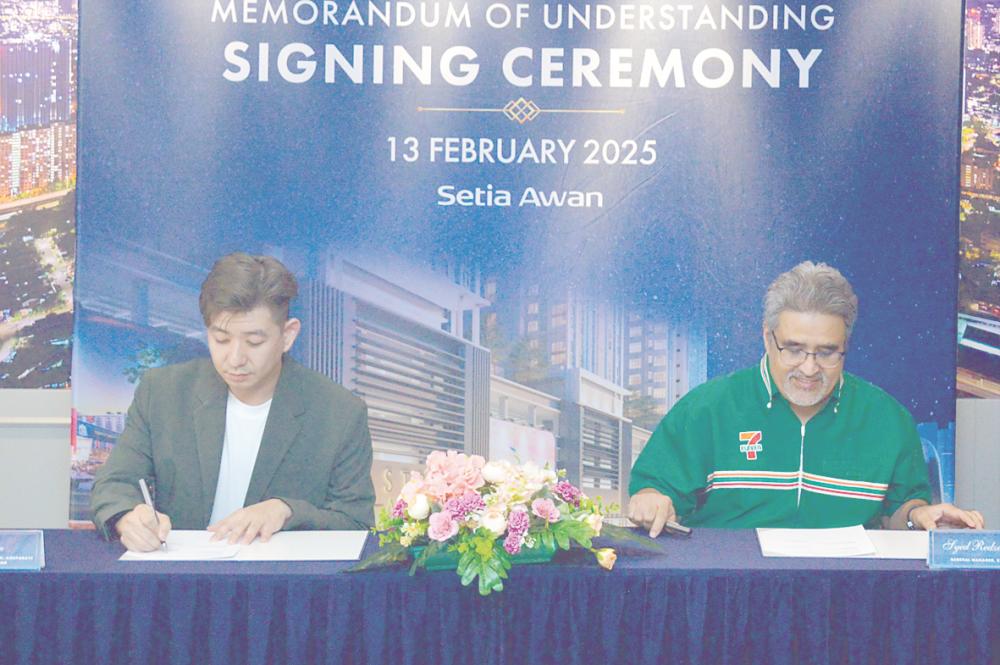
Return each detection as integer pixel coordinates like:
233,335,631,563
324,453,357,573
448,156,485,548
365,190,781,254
71,1,962,524
958,0,1000,399
0,2,76,390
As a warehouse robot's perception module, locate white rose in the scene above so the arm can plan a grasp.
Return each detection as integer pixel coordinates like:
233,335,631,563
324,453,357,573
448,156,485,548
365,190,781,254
585,513,603,536
480,508,507,536
407,494,430,520
482,461,508,484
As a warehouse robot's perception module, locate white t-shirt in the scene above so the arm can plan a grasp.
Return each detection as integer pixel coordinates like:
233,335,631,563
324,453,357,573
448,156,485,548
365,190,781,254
209,392,272,525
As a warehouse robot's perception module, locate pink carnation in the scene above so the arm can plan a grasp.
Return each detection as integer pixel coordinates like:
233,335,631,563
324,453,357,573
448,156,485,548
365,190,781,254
427,511,459,542
507,508,530,536
531,498,561,523
444,491,486,521
421,451,486,503
504,532,523,555
554,480,582,506
391,499,407,519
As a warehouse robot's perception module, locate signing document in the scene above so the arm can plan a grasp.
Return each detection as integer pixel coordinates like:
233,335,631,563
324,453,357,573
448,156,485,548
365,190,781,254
757,525,877,557
120,530,368,562
757,525,929,559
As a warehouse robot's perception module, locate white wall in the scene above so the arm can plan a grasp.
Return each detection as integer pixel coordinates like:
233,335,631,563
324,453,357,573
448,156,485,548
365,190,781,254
956,398,1000,529
0,390,71,528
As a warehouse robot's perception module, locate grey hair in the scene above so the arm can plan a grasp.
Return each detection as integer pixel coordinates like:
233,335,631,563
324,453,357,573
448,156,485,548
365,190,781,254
763,261,858,340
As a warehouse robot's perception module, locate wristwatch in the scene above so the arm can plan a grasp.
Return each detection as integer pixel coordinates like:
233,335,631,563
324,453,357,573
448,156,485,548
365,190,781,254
104,509,130,540
905,505,921,531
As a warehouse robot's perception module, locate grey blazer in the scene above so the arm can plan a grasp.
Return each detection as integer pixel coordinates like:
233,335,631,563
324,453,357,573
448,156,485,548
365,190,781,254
91,357,375,538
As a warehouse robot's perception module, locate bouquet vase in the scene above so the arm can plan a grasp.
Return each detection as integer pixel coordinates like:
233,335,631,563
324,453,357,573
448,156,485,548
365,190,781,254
412,541,557,571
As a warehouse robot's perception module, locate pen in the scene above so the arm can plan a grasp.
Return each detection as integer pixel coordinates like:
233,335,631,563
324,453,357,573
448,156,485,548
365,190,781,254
138,478,167,551
663,520,693,537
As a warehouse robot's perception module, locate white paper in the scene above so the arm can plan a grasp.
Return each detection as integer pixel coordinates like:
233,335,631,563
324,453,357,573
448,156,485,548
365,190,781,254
235,530,368,561
119,531,241,561
757,525,877,557
865,529,929,559
119,529,369,562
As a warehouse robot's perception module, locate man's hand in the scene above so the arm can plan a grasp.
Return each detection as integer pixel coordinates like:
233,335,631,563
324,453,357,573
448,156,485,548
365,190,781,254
208,499,293,545
909,503,985,530
627,488,678,538
116,504,172,552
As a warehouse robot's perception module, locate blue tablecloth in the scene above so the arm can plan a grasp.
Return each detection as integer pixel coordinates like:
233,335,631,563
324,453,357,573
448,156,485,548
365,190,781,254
1,529,997,665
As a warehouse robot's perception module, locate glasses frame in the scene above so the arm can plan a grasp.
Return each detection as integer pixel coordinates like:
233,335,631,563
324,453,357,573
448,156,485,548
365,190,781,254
769,331,846,369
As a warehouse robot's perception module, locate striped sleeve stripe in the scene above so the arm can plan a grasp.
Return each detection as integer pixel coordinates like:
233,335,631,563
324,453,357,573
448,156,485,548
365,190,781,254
706,471,800,492
707,480,798,492
802,472,888,491
707,469,800,492
705,470,888,502
801,483,885,502
708,470,799,481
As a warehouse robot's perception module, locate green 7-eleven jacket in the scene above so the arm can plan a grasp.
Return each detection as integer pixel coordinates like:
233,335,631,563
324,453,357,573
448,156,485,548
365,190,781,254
629,357,932,528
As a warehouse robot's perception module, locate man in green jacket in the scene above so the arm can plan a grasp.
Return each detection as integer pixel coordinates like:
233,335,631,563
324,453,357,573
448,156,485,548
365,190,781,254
92,253,375,551
628,261,984,536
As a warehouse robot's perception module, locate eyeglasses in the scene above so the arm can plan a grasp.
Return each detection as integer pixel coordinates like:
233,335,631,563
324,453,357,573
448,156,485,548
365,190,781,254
770,331,845,369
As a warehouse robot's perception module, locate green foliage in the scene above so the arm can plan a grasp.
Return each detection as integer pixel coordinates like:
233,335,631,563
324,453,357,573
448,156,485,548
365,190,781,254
345,542,407,572
408,541,445,575
582,494,618,516
374,507,404,545
122,345,176,384
549,518,593,550
505,338,551,386
601,524,666,552
624,390,666,430
457,541,512,596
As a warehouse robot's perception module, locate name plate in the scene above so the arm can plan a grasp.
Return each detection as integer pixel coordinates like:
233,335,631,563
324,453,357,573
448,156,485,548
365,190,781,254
0,530,45,571
0,530,45,573
928,530,1000,569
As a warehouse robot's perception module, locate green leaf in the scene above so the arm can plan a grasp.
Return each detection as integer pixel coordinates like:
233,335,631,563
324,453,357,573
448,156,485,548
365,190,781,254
345,543,408,572
457,551,473,577
407,543,438,576
486,554,509,579
460,562,479,587
496,549,512,572
554,529,570,550
479,565,502,595
601,524,666,552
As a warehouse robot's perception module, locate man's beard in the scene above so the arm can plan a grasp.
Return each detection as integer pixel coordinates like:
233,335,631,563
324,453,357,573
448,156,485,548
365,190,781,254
781,369,830,407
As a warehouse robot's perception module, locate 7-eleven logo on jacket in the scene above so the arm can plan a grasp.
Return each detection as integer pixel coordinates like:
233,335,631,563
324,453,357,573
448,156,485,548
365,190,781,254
739,431,763,460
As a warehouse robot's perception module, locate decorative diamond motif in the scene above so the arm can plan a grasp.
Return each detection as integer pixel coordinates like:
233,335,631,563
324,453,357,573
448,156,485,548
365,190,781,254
503,98,541,124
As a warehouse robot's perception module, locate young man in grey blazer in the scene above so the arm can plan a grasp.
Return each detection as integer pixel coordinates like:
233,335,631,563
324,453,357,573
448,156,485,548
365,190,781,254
91,253,375,552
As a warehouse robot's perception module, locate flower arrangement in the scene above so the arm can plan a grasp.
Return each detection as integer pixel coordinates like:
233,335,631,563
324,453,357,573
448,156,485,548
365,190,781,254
353,451,647,596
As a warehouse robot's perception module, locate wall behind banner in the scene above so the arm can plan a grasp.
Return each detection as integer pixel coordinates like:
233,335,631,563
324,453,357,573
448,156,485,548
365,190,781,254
70,1,963,524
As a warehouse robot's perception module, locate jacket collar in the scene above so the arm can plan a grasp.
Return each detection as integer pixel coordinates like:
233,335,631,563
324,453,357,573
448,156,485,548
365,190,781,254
758,354,845,415
244,358,306,505
192,357,306,523
194,362,227,524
